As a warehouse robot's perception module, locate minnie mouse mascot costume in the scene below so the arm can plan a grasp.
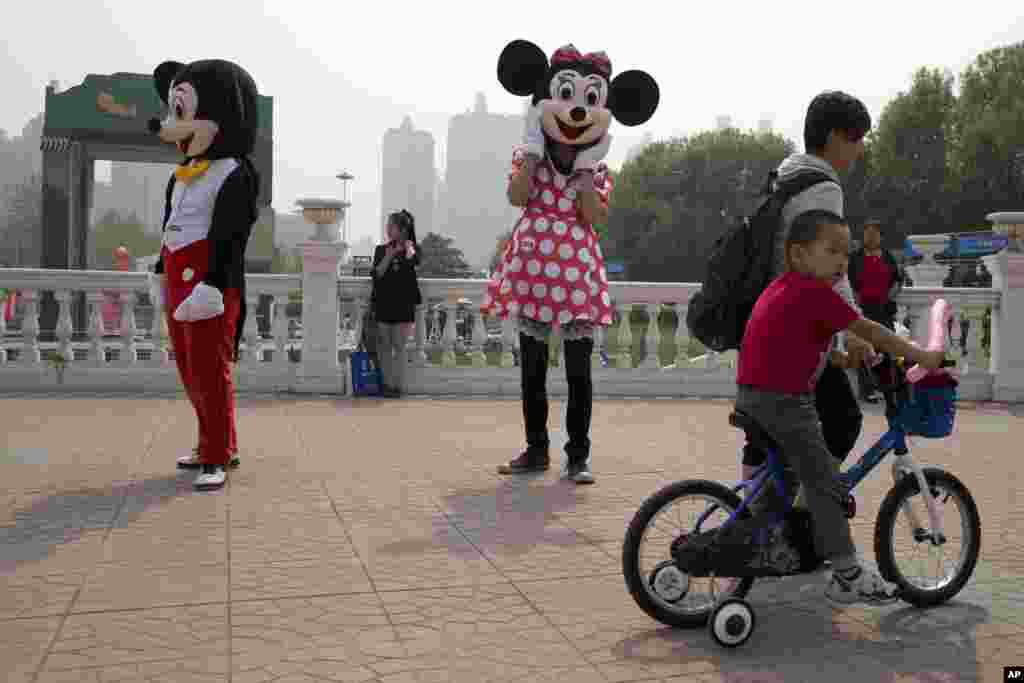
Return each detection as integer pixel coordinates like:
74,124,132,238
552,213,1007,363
483,40,658,483
146,59,261,490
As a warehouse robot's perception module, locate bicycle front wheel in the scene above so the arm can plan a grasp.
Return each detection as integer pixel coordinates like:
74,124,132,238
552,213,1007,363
874,467,981,607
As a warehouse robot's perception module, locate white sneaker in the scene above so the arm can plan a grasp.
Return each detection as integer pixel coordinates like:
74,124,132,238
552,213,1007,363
825,564,900,606
193,465,226,490
178,449,240,469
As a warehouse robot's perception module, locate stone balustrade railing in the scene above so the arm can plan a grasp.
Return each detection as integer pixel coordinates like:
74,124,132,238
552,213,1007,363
1,261,1017,401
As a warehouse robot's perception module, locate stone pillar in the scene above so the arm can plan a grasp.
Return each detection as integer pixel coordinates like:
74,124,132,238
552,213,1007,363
906,233,950,288
984,212,1024,402
295,198,348,394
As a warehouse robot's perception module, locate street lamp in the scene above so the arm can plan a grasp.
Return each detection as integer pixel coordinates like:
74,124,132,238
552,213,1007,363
336,172,354,246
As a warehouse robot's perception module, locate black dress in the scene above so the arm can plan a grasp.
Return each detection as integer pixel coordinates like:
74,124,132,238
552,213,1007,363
371,242,422,324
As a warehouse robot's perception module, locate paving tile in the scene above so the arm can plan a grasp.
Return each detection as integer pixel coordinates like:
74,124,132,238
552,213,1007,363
228,520,355,565
100,525,227,567
0,617,61,683
0,570,87,619
230,556,373,601
481,538,620,582
0,528,107,577
74,561,228,612
37,604,228,682
3,395,1023,682
231,594,389,681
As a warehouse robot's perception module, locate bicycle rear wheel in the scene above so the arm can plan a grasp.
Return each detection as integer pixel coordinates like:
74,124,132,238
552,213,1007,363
623,480,754,628
874,467,981,607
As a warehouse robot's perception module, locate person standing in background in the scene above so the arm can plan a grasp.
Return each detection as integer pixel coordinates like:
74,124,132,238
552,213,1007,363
372,210,422,398
848,218,904,402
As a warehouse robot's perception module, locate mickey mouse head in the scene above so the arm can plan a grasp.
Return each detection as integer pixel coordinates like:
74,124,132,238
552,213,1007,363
497,39,659,147
147,59,258,161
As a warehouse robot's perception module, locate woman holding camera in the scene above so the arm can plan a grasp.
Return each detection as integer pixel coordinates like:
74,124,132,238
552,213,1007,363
371,210,422,398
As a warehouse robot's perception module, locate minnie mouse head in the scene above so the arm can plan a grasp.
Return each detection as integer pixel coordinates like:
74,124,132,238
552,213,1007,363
497,39,659,149
147,59,258,161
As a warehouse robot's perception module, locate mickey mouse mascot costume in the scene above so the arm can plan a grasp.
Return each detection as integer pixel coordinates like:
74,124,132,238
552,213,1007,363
146,59,261,490
483,40,658,484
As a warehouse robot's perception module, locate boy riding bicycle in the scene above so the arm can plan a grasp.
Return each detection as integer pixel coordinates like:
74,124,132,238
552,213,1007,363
735,209,945,606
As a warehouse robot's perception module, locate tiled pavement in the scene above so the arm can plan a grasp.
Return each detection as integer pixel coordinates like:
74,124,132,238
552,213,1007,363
2,394,1022,682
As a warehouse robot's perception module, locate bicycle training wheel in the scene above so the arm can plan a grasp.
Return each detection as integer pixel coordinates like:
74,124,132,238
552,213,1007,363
623,480,754,628
874,467,981,607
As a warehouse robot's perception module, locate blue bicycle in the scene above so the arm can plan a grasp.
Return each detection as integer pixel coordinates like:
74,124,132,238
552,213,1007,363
622,308,981,648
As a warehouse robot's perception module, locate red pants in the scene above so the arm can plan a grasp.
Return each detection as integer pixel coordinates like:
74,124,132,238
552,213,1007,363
162,242,239,466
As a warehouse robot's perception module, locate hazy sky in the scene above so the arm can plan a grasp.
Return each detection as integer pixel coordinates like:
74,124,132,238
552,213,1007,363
3,2,1023,244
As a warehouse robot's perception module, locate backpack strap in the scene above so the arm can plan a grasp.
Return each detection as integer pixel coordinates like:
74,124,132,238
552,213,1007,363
772,170,834,204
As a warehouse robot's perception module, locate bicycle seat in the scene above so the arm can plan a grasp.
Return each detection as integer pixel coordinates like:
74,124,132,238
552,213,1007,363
728,410,779,452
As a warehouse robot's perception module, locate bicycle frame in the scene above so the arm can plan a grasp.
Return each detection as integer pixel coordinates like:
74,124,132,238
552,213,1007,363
695,411,946,546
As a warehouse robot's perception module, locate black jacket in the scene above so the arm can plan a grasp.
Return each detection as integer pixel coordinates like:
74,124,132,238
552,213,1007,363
371,241,422,323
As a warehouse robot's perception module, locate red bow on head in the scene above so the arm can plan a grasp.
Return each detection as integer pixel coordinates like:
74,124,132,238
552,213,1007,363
550,44,612,79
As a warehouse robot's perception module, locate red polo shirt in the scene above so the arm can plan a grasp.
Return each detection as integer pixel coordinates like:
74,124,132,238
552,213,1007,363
737,272,860,395
857,254,892,306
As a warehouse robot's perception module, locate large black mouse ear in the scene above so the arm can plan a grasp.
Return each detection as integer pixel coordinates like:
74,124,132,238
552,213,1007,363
608,70,660,126
153,61,186,103
497,40,549,96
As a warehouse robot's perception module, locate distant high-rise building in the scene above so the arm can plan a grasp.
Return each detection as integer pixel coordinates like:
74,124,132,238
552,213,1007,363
380,116,436,241
715,115,734,131
437,93,522,269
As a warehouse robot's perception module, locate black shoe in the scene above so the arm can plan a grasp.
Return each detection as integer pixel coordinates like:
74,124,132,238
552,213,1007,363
562,458,595,485
382,386,401,398
497,449,550,474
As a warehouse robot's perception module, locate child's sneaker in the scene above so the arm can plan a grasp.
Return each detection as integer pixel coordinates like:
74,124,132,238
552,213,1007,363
825,564,900,606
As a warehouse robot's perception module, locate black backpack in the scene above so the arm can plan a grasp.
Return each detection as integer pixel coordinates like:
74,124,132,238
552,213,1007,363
686,170,833,352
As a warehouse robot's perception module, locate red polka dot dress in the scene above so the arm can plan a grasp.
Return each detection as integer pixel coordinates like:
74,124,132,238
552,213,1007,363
482,149,614,330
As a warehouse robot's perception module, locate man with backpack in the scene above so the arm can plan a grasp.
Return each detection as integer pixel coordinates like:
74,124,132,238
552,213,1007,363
848,218,904,401
688,90,873,476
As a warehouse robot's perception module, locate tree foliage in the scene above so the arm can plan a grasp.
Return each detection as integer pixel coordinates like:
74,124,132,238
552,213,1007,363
416,232,474,279
848,67,957,248
948,41,1024,225
0,173,41,266
606,129,793,282
608,42,1024,282
90,209,161,269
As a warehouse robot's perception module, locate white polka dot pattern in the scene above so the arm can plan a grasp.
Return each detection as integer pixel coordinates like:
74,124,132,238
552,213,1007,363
481,152,615,328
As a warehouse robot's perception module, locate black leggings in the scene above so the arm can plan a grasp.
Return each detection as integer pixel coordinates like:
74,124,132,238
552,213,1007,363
742,363,863,467
520,332,594,460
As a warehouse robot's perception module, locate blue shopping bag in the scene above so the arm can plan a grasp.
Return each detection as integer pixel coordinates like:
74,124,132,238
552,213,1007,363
350,350,383,397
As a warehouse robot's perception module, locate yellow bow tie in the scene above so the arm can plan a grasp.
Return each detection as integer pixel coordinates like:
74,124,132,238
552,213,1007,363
174,159,210,182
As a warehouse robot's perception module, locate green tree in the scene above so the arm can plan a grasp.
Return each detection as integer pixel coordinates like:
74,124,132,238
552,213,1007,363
949,41,1024,226
416,232,473,278
0,173,42,266
90,209,161,269
854,67,957,244
489,229,512,274
607,129,793,282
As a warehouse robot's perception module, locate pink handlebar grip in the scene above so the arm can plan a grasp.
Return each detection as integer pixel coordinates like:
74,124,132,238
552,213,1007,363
906,299,951,383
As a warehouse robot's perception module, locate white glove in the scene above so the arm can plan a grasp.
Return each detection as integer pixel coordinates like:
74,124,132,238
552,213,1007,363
573,133,612,173
522,104,545,159
148,272,166,311
173,282,224,322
